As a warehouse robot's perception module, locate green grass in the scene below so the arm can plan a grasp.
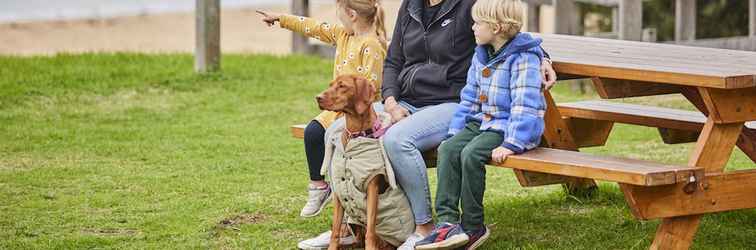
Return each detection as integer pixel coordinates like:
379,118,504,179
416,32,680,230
0,53,753,249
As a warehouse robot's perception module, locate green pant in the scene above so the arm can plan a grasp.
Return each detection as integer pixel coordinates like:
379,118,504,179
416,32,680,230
435,121,503,231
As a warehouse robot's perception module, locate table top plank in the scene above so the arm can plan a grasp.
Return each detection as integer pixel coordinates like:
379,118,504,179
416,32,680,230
537,33,756,89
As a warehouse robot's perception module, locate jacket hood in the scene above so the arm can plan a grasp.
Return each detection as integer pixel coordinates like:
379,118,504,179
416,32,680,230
475,32,543,65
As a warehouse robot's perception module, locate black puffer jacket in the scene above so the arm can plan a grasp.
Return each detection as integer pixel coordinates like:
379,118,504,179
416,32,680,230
382,0,476,108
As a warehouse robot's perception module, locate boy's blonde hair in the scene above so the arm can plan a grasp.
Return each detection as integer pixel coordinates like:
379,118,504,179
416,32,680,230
336,0,387,49
472,0,525,38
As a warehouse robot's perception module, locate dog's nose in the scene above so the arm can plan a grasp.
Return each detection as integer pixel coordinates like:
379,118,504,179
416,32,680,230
315,95,324,102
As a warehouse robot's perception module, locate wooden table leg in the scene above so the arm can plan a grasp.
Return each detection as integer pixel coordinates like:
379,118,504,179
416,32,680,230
650,215,702,250
681,87,756,162
650,118,744,250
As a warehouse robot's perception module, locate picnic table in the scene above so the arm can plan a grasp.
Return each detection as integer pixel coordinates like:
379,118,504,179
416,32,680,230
291,33,756,249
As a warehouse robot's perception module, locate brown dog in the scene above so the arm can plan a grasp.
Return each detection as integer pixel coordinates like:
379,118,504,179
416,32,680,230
316,75,393,250
316,74,378,147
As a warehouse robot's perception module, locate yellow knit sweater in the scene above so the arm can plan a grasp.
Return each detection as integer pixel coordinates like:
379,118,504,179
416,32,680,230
280,15,386,129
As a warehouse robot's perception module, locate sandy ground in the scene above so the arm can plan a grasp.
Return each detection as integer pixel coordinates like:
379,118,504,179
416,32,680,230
0,1,554,56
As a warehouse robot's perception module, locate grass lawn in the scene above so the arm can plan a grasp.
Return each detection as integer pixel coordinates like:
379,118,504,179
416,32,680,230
0,53,754,249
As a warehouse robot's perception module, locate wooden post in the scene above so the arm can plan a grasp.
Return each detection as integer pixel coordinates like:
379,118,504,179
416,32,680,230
291,0,311,54
619,0,642,41
527,3,541,32
553,0,580,35
612,8,619,34
195,0,221,73
675,0,696,42
750,0,756,37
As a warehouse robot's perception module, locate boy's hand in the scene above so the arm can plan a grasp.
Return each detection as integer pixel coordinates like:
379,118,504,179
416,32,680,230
256,10,281,27
491,146,514,164
541,58,557,90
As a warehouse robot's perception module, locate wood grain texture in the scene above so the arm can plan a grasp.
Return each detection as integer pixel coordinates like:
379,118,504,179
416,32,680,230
195,0,221,73
291,124,306,139
564,117,614,147
699,87,756,123
558,101,706,132
536,33,756,89
492,147,702,186
591,77,681,99
688,118,744,173
621,169,756,220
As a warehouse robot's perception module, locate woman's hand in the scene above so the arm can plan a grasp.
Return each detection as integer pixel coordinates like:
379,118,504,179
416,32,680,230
256,10,281,27
491,146,514,164
541,58,557,90
384,97,410,123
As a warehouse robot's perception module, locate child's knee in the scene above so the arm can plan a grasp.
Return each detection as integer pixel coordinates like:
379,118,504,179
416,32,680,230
304,121,325,142
438,140,461,158
460,145,489,167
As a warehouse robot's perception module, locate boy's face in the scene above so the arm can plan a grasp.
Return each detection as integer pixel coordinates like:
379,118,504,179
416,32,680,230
472,20,497,45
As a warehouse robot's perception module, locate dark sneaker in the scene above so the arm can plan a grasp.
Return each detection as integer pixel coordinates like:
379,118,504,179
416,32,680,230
415,223,469,250
463,226,490,250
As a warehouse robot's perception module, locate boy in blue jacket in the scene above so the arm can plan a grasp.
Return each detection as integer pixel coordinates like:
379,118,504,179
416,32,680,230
415,0,545,249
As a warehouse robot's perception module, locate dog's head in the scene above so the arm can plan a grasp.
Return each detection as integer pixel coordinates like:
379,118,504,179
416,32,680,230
316,75,375,115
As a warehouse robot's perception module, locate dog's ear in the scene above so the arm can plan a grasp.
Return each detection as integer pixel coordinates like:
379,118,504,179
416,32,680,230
353,76,375,115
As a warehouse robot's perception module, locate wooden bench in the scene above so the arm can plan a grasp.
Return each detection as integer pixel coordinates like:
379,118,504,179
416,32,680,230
291,124,700,187
558,100,756,147
288,88,704,190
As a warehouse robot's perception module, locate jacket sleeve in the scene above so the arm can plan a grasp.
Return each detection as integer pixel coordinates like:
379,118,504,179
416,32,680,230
448,58,480,137
280,15,345,46
359,42,386,85
381,1,409,101
358,42,387,100
502,52,546,154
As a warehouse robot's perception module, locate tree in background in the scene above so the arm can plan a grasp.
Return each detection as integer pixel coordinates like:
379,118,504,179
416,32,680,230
581,0,749,42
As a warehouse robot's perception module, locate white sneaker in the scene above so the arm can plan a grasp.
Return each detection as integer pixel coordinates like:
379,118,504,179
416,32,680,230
297,230,355,250
397,232,424,250
300,185,332,217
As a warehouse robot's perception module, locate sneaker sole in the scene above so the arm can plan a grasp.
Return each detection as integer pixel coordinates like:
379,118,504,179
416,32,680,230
415,234,469,250
300,189,333,218
297,236,355,250
466,227,491,250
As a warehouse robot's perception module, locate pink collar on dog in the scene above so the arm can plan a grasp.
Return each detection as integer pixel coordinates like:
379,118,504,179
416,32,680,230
345,113,392,139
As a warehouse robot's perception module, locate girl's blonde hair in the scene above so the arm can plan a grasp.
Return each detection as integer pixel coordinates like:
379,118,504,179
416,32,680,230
472,0,525,38
336,0,387,49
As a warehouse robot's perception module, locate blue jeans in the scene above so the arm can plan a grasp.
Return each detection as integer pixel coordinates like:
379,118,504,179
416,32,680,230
325,101,458,225
382,101,459,224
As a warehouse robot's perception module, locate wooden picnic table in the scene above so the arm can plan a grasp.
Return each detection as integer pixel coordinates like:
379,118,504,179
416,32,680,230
534,33,756,250
290,33,755,250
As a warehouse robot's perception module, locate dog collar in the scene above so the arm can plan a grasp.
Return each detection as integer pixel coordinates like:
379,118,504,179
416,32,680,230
345,117,389,139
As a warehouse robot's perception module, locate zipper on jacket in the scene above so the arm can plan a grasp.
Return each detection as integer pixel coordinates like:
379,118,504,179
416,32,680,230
406,66,421,96
424,32,432,64
451,18,456,48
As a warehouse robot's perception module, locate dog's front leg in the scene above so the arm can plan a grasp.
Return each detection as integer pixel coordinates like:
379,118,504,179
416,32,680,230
328,194,344,250
365,176,382,250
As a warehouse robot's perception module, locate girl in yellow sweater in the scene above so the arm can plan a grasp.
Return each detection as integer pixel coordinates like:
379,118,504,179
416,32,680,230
257,0,387,219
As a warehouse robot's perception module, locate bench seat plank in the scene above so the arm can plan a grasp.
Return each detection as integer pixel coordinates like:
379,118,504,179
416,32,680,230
558,100,756,131
292,124,307,139
492,148,702,186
